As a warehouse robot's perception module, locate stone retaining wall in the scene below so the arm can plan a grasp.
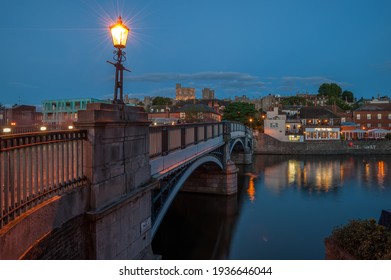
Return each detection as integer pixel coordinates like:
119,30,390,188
255,133,391,155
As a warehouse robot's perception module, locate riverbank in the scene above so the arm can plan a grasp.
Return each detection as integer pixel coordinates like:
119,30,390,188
254,133,391,155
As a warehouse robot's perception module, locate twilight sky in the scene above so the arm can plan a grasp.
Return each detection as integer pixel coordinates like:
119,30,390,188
0,0,390,106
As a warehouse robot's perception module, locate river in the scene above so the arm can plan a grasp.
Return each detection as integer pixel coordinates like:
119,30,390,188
152,154,391,259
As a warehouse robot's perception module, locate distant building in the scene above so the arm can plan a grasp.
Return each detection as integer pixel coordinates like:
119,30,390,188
296,93,328,106
202,88,215,100
172,104,221,123
1,105,42,134
368,95,390,104
353,103,391,129
148,105,171,119
299,107,341,141
124,95,141,105
234,95,250,103
176,84,195,101
42,98,109,129
264,107,290,141
0,106,5,127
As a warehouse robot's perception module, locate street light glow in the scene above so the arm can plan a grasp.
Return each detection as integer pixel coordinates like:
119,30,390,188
110,16,130,49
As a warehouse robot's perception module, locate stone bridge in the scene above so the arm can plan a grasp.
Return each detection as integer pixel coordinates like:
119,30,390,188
0,103,253,259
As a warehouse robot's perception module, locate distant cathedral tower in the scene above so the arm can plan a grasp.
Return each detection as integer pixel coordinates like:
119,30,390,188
176,84,195,101
202,88,215,100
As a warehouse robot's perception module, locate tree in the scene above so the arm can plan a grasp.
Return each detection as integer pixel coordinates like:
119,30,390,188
342,90,354,103
318,83,342,99
0,103,4,110
222,102,256,126
152,96,173,106
281,96,307,106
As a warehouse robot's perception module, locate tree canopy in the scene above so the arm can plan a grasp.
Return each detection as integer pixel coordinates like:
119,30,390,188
152,96,173,106
318,83,356,110
222,102,256,126
342,90,354,103
318,83,342,98
281,96,313,106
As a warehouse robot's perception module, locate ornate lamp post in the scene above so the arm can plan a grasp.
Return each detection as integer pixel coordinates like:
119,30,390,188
107,16,130,104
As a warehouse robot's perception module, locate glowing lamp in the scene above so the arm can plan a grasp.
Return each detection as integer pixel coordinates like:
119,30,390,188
40,126,47,131
3,127,11,133
110,16,130,49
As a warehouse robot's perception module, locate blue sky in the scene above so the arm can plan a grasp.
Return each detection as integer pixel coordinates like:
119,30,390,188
0,0,390,106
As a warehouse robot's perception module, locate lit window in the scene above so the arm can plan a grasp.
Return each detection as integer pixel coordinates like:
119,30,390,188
356,114,361,120
367,123,371,127
388,114,391,119
367,114,371,120
378,114,382,120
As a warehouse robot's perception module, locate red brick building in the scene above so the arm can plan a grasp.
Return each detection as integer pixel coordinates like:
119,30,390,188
353,104,391,130
1,105,42,134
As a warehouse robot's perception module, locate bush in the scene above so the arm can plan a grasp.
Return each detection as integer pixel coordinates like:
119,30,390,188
328,219,391,259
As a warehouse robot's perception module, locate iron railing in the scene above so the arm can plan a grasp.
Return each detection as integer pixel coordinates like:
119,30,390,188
0,130,88,228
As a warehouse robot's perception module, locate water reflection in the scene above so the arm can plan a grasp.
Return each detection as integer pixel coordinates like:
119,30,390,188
264,158,343,194
154,155,391,260
247,177,256,203
259,155,391,194
152,192,238,259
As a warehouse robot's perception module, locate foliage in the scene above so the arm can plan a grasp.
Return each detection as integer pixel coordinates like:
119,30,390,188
385,133,391,140
329,219,391,259
342,90,354,103
318,83,342,98
184,111,203,123
327,97,354,111
281,96,307,106
316,83,360,109
0,103,4,110
152,96,173,106
222,102,256,126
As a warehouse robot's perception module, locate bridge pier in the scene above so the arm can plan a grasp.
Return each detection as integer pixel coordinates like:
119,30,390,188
230,150,253,165
76,103,156,259
181,160,239,195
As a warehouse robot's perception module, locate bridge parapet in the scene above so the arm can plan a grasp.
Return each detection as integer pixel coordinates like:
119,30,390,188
0,130,87,229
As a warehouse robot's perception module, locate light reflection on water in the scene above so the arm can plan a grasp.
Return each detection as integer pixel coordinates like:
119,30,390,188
152,155,391,260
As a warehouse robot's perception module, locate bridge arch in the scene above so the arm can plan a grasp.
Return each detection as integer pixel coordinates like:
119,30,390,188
151,155,223,238
229,138,246,155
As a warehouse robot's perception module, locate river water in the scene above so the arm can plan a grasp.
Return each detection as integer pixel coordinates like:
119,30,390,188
152,154,391,259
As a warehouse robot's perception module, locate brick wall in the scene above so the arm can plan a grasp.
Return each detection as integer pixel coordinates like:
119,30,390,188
22,215,92,260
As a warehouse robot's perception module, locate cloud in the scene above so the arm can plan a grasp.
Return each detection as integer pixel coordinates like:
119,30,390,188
279,76,352,92
126,71,262,83
371,61,391,71
123,71,266,98
114,72,353,99
9,81,40,89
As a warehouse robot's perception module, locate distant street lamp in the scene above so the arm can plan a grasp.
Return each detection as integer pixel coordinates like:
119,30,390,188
107,16,131,104
249,118,253,130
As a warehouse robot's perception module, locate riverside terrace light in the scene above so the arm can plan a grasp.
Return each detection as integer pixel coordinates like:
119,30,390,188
107,16,131,104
